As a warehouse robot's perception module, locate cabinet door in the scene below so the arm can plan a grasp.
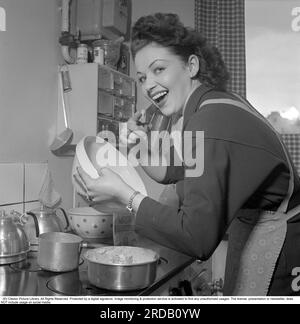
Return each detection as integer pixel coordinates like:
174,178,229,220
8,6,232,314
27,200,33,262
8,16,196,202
58,63,136,145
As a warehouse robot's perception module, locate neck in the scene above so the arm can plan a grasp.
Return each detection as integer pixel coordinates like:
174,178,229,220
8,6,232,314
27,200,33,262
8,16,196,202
171,82,202,125
182,81,202,115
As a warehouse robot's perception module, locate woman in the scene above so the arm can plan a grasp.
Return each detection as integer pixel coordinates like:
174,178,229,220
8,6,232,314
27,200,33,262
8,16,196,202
74,13,300,296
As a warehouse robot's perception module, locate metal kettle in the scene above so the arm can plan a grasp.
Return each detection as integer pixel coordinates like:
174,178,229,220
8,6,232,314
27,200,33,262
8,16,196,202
21,205,69,247
0,210,39,265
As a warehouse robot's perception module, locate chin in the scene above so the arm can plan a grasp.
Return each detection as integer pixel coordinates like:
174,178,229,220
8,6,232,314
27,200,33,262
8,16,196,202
159,105,175,116
163,106,182,117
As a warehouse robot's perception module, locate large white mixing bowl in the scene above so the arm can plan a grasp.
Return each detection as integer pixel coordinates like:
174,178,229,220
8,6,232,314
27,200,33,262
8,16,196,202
72,135,147,213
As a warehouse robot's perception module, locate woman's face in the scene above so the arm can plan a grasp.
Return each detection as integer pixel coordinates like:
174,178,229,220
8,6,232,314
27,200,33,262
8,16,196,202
134,43,199,116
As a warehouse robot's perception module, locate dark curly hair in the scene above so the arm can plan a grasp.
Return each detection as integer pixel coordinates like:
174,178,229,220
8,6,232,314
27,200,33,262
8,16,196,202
131,13,230,90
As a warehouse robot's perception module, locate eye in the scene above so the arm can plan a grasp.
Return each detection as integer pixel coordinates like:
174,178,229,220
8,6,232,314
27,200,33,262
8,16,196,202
154,67,165,75
138,75,146,84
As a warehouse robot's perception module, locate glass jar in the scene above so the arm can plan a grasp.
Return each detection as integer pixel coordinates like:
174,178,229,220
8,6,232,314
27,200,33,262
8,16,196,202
92,39,121,69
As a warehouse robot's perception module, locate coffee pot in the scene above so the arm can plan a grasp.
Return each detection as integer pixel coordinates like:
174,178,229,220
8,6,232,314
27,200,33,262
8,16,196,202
21,204,69,247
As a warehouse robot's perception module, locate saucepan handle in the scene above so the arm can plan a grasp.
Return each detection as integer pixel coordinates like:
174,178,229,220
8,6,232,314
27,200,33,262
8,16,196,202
81,242,106,249
55,207,70,231
78,242,101,265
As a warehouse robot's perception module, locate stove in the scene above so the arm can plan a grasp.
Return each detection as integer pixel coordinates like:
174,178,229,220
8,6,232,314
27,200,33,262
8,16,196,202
0,238,198,297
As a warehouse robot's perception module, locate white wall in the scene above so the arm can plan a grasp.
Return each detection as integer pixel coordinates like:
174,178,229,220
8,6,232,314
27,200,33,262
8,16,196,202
0,0,73,210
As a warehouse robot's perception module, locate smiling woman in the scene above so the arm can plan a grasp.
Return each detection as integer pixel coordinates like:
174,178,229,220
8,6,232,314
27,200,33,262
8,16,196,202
72,12,300,297
134,44,199,117
131,13,229,117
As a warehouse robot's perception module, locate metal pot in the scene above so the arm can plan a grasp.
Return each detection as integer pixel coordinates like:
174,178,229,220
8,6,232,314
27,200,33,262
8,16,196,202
84,246,159,291
37,232,82,272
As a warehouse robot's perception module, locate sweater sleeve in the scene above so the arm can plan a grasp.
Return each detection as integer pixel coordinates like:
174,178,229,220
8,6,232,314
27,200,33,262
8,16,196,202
135,110,289,260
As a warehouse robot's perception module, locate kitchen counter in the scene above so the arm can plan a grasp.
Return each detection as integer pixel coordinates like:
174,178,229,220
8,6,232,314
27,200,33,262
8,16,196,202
0,235,197,296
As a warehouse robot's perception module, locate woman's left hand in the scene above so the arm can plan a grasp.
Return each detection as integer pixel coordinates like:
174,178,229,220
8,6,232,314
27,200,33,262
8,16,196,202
73,166,134,206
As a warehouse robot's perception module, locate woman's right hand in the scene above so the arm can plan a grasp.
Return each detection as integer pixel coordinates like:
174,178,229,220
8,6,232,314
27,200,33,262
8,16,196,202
120,110,168,182
120,110,149,145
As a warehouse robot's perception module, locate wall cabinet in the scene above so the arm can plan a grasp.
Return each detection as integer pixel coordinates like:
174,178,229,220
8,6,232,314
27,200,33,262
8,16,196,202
56,63,136,146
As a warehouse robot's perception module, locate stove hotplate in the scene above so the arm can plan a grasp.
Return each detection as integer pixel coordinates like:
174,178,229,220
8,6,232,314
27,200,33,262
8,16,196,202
6,254,163,296
46,257,168,296
1,240,195,297
46,270,145,296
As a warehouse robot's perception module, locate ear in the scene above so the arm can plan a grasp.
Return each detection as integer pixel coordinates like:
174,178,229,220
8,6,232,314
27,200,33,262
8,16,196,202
187,54,200,78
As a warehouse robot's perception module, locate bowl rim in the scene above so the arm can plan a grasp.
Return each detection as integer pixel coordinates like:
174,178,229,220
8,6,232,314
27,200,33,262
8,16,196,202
83,246,160,266
68,207,113,216
75,135,147,195
76,136,99,179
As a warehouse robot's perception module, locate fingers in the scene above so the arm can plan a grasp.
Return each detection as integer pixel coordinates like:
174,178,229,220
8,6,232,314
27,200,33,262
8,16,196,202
94,165,106,176
132,110,143,122
75,185,87,201
77,190,92,202
73,171,86,193
95,166,116,177
73,167,95,201
141,109,146,119
76,166,92,183
120,122,148,146
74,180,92,202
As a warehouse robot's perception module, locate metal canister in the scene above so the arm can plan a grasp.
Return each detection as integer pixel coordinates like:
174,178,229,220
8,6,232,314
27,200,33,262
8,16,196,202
92,40,104,64
76,43,88,64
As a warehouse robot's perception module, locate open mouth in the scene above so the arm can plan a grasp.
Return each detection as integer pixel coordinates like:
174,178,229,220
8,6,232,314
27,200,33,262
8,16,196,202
151,90,168,107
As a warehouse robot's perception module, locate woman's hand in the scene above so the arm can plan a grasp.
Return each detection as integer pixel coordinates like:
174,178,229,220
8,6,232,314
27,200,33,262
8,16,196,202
120,110,149,145
73,166,135,207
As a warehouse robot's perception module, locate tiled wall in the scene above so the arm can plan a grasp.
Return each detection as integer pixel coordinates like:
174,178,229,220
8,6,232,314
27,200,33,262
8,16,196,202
0,162,48,215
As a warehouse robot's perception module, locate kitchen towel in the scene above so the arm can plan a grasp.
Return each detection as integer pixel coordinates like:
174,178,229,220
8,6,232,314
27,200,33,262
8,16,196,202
38,168,62,208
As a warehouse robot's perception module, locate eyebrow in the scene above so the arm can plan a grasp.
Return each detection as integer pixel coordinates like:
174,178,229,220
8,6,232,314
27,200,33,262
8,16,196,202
137,59,168,75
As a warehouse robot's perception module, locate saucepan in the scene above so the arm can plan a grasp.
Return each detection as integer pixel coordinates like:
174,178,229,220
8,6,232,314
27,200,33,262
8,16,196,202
37,232,101,273
84,246,159,291
37,232,83,272
10,232,100,273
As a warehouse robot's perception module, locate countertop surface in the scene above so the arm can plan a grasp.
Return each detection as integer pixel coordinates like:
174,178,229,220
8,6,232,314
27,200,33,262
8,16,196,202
0,235,195,296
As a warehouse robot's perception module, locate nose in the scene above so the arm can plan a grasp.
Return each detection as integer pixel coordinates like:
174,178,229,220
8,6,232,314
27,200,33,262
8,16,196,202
143,75,156,95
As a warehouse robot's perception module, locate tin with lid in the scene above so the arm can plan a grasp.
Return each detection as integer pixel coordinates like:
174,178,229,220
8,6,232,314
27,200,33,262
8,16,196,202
93,41,104,64
76,44,88,64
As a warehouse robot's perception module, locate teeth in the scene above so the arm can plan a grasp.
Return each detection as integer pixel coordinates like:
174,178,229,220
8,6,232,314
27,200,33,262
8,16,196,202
152,91,168,101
